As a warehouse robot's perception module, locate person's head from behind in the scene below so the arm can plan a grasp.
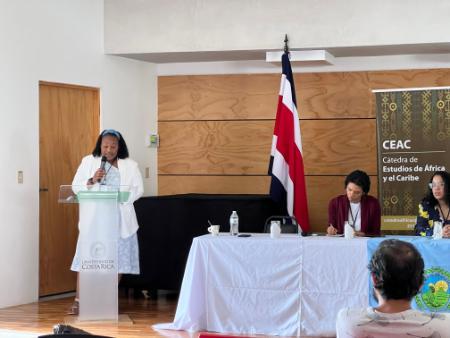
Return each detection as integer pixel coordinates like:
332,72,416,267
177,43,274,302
369,239,424,301
425,171,450,206
92,129,129,161
345,170,370,203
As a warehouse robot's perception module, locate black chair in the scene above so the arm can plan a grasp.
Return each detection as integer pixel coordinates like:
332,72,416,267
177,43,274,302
39,336,112,338
38,324,113,337
264,215,299,234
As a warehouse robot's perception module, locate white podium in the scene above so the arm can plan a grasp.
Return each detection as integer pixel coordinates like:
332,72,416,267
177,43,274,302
59,185,132,321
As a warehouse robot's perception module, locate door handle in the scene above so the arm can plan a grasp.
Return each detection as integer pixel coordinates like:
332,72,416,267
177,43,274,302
39,188,49,192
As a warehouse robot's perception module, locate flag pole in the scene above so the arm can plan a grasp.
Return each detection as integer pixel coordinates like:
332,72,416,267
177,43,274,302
284,34,289,53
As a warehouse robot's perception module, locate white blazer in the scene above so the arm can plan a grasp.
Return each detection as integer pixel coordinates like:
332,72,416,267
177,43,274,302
72,155,144,238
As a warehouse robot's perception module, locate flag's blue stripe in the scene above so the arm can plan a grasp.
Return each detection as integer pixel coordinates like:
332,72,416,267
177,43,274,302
269,174,288,215
282,52,297,106
268,155,274,175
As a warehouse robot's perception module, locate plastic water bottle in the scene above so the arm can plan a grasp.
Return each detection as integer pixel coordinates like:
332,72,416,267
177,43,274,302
433,221,443,240
230,210,239,235
270,220,281,238
344,221,354,239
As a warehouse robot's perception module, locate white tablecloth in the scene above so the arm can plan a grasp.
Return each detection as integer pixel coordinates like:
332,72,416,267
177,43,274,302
154,234,369,336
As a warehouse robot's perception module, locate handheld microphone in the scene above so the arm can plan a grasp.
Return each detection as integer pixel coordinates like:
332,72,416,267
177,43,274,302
98,156,107,182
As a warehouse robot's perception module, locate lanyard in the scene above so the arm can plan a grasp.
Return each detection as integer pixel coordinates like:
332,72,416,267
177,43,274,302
101,161,115,185
348,203,360,227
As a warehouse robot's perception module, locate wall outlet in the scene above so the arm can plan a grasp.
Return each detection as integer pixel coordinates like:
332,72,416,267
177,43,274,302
17,171,23,184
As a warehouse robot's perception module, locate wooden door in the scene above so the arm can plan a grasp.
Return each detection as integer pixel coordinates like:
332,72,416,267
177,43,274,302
39,82,99,296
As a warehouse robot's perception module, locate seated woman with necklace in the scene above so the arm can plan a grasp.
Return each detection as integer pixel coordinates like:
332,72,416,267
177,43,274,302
327,170,381,237
415,170,450,238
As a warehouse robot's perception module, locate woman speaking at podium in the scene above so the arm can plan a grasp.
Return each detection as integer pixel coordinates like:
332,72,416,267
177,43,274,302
68,129,144,315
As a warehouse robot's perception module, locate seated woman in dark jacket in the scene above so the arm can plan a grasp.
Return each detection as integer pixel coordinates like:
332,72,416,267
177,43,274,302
327,170,381,237
415,171,450,237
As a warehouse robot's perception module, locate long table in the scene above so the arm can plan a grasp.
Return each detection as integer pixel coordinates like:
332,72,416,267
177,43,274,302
154,234,370,336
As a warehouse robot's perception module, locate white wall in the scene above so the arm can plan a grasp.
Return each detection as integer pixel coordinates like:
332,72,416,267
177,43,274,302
0,0,157,308
105,0,450,54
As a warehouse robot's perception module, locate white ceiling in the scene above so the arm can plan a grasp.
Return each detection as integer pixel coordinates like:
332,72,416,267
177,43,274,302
113,43,450,64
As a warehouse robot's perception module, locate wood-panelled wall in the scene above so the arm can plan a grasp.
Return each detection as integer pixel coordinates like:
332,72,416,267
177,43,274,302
158,69,450,233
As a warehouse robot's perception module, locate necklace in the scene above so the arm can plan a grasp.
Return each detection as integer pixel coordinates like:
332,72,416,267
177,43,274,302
437,203,450,222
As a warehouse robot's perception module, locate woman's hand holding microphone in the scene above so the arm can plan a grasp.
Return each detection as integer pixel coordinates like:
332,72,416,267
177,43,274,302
87,168,106,185
87,156,107,185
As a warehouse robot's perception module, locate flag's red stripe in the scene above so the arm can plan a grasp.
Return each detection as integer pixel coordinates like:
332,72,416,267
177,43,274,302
293,152,309,230
275,101,310,231
273,95,283,136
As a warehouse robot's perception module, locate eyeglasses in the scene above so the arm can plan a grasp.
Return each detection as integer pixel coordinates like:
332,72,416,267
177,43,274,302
101,129,121,140
429,182,445,189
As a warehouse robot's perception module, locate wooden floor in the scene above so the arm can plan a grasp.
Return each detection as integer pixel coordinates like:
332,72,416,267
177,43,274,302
0,290,192,338
0,291,325,338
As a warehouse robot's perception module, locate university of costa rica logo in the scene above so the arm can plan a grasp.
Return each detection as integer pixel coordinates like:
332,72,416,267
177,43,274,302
90,241,106,259
415,267,450,312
